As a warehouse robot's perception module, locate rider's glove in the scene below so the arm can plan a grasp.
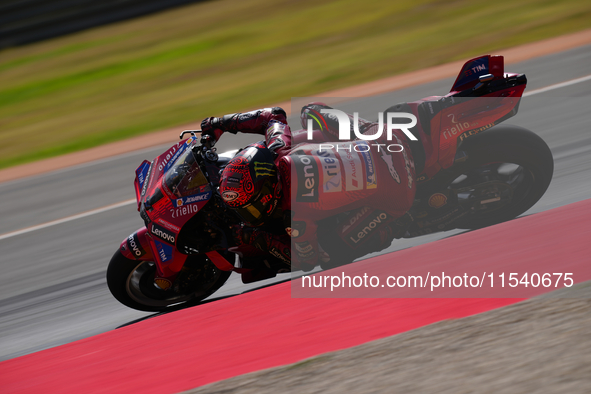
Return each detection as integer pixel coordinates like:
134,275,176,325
200,117,224,141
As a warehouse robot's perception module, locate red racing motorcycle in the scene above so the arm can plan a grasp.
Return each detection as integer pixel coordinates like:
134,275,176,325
107,55,553,311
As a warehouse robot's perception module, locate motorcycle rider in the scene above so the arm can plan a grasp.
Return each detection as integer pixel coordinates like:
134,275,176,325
200,103,417,272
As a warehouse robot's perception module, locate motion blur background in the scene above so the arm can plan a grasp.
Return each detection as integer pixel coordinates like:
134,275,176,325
2,1,591,391
1,0,590,169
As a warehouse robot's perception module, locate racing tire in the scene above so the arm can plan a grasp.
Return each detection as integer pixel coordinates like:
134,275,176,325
106,250,231,312
451,125,554,229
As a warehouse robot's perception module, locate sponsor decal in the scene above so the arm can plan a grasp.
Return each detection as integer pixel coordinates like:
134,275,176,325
294,153,319,202
140,161,153,197
458,122,495,142
464,63,486,76
455,57,489,88
173,191,212,207
443,121,474,140
154,278,172,290
428,193,448,208
156,219,180,232
269,246,291,265
158,145,177,172
341,207,372,233
347,211,390,246
222,190,239,202
151,223,176,244
170,203,200,218
312,148,341,193
238,110,260,122
127,233,145,257
336,144,363,191
154,240,173,262
379,151,400,183
158,142,189,173
254,161,276,178
295,241,313,254
135,161,150,191
226,173,242,187
295,241,315,260
356,141,377,189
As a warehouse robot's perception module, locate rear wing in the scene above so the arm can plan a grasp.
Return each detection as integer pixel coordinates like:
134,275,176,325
450,55,504,92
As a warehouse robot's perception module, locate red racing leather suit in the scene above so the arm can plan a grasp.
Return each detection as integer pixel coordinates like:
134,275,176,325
205,105,416,270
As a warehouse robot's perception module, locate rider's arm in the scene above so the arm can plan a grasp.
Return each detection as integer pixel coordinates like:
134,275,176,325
201,107,291,155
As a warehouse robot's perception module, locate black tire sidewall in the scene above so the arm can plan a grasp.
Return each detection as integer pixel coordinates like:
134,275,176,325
452,125,554,228
106,249,231,312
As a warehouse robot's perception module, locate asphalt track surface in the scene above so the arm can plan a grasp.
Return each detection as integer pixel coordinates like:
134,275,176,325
1,45,590,362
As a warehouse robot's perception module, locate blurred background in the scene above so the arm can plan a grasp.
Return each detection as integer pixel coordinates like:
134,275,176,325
1,3,591,392
1,0,590,169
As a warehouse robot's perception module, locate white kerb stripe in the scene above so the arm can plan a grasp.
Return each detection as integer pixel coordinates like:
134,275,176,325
0,199,135,241
524,74,591,97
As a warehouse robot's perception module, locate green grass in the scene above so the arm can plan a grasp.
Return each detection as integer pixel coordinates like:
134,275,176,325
1,0,590,169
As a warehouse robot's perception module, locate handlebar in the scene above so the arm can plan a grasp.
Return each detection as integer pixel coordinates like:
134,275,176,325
179,129,216,149
179,130,198,139
178,130,218,163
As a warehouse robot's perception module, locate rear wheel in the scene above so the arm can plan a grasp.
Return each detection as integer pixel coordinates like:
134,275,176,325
106,250,231,312
449,125,554,229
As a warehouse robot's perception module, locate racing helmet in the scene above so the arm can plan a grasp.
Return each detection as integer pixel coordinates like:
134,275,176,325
219,144,281,226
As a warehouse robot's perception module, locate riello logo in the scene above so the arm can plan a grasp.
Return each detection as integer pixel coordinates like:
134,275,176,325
307,109,418,152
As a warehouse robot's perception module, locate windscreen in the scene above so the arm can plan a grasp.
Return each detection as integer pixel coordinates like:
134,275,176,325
163,142,210,199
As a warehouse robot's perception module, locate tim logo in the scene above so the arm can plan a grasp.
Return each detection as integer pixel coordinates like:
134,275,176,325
465,63,486,76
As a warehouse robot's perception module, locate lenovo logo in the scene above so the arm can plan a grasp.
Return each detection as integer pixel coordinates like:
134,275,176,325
151,224,176,244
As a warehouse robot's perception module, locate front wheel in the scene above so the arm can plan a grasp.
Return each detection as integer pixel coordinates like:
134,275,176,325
447,125,554,229
106,250,231,312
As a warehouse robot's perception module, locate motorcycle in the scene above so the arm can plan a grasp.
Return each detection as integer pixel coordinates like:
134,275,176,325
107,54,553,311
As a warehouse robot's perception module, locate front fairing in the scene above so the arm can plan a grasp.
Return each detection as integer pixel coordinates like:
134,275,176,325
135,137,214,275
